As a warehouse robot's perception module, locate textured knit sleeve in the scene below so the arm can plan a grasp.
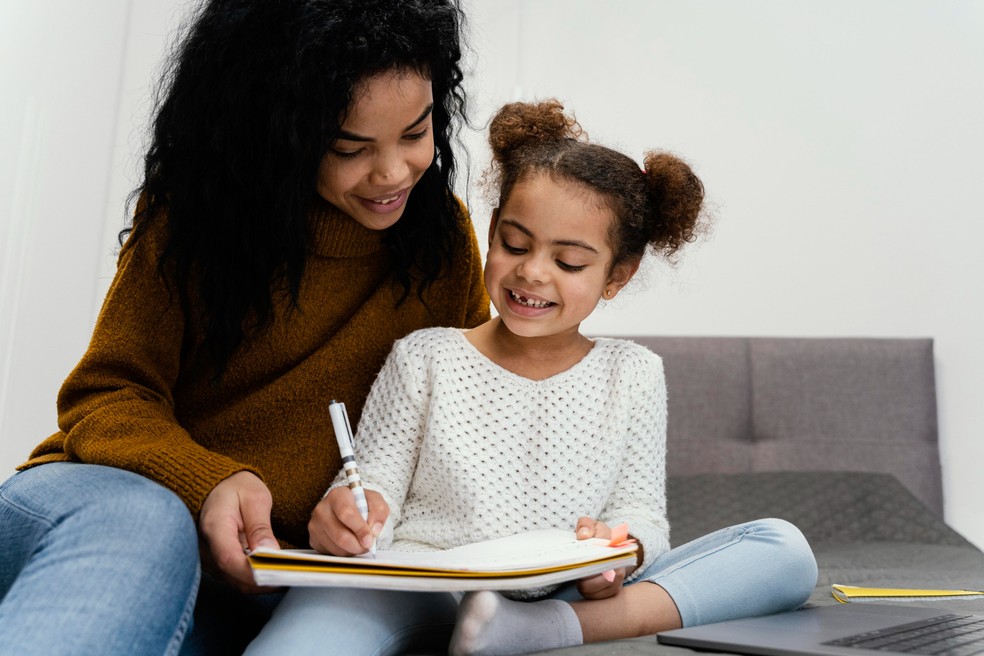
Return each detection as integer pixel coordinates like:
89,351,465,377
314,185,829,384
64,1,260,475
331,334,431,547
24,223,256,515
599,347,671,581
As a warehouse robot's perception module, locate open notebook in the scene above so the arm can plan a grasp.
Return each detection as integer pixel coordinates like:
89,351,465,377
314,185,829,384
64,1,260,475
248,528,638,591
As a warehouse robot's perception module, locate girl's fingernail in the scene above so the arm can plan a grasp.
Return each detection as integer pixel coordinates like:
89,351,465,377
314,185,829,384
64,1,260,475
603,569,616,582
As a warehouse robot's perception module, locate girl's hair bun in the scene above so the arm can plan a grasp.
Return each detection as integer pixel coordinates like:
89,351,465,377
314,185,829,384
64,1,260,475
641,150,705,257
488,100,583,164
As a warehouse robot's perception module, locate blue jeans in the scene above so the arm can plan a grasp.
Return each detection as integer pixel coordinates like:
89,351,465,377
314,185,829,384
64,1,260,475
178,573,284,656
607,516,816,625
244,518,818,656
0,463,201,655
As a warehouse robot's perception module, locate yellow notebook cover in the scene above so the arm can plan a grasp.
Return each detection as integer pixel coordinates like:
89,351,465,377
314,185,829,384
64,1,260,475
832,584,984,604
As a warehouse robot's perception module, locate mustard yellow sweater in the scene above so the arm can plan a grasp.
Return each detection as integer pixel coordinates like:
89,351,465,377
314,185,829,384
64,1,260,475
23,200,490,548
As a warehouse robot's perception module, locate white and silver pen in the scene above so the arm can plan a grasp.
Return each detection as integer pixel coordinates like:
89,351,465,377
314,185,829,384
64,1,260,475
328,399,376,558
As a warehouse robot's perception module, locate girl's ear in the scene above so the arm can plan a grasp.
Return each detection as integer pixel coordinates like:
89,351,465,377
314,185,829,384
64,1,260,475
604,258,641,300
488,208,500,247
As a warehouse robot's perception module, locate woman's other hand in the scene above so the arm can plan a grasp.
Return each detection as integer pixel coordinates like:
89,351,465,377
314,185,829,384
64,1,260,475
199,471,281,593
309,487,388,556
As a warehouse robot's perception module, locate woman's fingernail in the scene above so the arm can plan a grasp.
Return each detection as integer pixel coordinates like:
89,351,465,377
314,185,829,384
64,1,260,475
603,570,616,582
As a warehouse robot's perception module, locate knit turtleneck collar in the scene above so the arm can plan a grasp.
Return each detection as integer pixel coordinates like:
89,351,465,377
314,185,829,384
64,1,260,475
307,197,386,258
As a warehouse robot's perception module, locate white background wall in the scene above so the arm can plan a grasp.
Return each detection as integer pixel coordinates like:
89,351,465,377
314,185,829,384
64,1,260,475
2,1,982,547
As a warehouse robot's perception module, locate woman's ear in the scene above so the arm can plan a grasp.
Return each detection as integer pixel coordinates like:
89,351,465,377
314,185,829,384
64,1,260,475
603,258,641,300
488,208,500,247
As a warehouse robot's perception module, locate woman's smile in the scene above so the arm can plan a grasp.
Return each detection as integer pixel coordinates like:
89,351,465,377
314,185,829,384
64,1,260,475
356,187,411,214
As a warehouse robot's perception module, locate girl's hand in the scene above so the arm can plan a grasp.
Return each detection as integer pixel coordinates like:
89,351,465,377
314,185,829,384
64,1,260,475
577,565,627,600
574,516,626,600
309,487,389,556
199,471,282,594
575,516,612,541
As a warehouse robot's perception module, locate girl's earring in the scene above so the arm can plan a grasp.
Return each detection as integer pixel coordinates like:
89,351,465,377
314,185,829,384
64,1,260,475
605,289,615,298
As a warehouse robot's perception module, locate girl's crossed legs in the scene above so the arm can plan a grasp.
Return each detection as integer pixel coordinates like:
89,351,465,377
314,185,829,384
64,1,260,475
245,518,817,656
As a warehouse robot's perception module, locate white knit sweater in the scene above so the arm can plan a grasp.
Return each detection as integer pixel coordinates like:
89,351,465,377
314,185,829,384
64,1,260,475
334,327,670,584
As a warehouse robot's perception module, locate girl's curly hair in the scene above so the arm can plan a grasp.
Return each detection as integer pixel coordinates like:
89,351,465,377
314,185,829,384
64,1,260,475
487,100,707,269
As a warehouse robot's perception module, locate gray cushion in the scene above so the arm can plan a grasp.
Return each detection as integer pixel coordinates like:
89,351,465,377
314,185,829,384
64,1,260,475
624,337,942,515
651,338,753,474
666,471,967,548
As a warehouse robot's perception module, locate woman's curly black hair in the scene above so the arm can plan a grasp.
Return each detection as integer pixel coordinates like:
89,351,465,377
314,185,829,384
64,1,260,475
124,0,467,377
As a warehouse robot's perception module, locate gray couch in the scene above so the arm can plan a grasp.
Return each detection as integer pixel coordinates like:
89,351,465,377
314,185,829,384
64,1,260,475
540,336,984,655
649,336,941,513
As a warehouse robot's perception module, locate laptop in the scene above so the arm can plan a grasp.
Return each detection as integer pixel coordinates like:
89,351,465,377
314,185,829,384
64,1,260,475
656,603,984,655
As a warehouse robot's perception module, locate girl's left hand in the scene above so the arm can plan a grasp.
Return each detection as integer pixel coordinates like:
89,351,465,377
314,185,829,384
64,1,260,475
574,516,626,600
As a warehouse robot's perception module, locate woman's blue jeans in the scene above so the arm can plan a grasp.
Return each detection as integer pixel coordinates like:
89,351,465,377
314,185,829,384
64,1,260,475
0,463,201,655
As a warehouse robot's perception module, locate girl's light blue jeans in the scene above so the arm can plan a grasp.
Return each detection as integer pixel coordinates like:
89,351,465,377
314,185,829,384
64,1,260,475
244,517,818,656
0,463,201,655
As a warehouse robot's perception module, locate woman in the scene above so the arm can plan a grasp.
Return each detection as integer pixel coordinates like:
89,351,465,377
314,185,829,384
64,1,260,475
0,1,488,654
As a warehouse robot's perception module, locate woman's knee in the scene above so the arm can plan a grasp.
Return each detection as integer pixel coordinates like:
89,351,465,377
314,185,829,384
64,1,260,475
97,470,196,535
22,463,199,574
73,464,190,519
85,468,198,568
0,464,201,654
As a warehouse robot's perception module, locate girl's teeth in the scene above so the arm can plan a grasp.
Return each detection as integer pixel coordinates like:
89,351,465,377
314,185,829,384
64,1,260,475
376,195,398,205
511,291,552,308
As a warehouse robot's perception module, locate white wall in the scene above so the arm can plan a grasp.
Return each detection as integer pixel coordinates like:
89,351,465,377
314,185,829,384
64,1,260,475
2,1,982,547
460,0,984,548
0,1,131,470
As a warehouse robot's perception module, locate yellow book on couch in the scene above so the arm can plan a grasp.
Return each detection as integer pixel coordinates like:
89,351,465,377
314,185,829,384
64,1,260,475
832,584,984,604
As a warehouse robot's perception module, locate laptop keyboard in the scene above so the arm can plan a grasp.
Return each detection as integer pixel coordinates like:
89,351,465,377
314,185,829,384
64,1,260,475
824,613,984,655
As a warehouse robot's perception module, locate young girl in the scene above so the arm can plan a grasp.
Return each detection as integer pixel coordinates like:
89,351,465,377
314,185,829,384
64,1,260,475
0,1,489,653
245,100,817,656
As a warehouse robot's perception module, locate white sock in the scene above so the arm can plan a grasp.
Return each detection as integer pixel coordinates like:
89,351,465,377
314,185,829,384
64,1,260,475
450,590,584,656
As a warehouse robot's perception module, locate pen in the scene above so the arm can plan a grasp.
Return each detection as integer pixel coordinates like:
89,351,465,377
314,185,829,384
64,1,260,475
328,399,376,558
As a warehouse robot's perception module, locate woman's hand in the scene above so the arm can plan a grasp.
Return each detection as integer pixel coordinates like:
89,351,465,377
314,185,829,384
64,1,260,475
574,516,627,600
309,487,389,556
198,471,281,594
